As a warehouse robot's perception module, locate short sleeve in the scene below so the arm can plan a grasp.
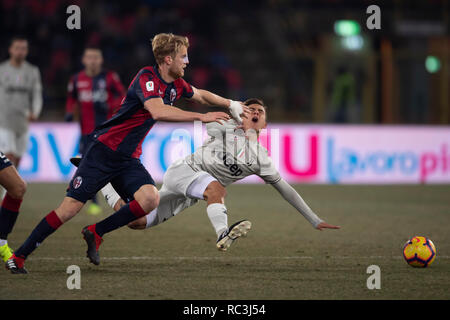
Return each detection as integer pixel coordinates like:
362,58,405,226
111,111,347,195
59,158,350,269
180,78,194,98
135,71,161,104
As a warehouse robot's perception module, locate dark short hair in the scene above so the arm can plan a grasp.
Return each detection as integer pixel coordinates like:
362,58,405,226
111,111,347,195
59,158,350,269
9,36,28,46
243,98,268,122
243,98,267,112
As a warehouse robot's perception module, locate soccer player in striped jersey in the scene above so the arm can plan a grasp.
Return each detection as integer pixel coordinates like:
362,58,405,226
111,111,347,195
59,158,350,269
65,47,126,215
6,33,249,273
98,98,340,252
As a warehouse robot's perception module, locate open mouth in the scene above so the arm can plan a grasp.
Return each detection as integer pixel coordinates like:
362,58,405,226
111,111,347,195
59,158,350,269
252,117,258,123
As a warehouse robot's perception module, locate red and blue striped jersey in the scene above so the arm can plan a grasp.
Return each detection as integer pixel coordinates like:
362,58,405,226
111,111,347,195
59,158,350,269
66,70,125,135
94,66,194,158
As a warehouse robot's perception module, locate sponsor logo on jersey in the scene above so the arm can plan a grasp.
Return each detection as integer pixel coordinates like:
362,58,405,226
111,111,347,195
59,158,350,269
78,89,108,103
222,154,243,177
77,81,89,88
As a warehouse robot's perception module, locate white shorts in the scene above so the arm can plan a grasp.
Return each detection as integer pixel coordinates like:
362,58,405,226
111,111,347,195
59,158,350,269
0,127,28,157
146,159,218,228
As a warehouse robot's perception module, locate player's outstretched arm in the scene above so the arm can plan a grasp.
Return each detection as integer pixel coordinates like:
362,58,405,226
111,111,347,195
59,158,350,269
271,178,340,230
190,87,250,123
144,97,230,123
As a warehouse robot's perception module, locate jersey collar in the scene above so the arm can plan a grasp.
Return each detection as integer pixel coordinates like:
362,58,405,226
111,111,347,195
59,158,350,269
153,65,173,86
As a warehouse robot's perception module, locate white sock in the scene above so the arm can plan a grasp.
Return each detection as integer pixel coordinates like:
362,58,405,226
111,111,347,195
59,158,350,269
100,183,121,209
206,203,228,238
0,239,7,246
145,208,158,228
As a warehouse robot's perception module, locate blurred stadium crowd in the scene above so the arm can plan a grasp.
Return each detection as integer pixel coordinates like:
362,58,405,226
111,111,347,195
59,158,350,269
0,0,448,124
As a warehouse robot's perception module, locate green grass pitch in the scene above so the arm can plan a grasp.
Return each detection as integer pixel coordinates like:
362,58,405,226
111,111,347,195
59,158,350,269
1,183,449,300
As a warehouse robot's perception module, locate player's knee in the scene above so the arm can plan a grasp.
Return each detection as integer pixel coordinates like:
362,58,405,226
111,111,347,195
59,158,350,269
8,178,27,199
55,197,84,223
135,185,160,213
140,192,159,213
204,182,226,203
145,193,160,213
220,186,227,199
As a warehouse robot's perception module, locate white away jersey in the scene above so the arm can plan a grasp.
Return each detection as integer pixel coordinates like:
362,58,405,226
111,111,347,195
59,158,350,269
0,60,42,133
185,119,281,186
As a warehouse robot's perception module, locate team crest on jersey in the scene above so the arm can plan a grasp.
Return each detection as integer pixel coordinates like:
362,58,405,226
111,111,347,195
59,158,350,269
73,176,83,189
170,88,177,103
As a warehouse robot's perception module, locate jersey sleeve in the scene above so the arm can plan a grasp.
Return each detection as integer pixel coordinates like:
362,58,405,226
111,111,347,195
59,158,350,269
180,78,194,98
257,148,282,184
135,70,161,104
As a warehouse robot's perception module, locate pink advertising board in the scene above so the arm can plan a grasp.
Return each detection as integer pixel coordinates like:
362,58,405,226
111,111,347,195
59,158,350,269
19,123,450,184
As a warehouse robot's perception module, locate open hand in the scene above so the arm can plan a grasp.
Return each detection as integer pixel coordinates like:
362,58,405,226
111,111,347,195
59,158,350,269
200,112,230,124
240,104,251,120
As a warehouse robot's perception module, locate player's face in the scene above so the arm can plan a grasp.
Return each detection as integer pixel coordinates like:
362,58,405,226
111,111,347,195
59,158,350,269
242,104,267,132
168,45,188,79
9,40,28,62
82,49,103,73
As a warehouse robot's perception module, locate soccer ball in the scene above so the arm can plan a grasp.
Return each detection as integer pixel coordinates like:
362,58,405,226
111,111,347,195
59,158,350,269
402,236,436,268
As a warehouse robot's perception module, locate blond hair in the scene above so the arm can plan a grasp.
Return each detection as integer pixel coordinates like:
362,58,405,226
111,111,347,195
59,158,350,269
151,33,189,65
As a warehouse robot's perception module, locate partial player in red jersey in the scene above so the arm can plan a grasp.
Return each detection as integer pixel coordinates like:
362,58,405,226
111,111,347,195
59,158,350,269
6,33,249,273
65,47,126,215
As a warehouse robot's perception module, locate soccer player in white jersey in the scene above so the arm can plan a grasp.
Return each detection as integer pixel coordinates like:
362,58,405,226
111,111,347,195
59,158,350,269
0,37,42,168
95,98,340,251
0,37,42,200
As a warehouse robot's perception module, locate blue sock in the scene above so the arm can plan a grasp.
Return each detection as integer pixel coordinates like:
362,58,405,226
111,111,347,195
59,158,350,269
95,200,146,237
15,211,62,259
0,194,22,240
